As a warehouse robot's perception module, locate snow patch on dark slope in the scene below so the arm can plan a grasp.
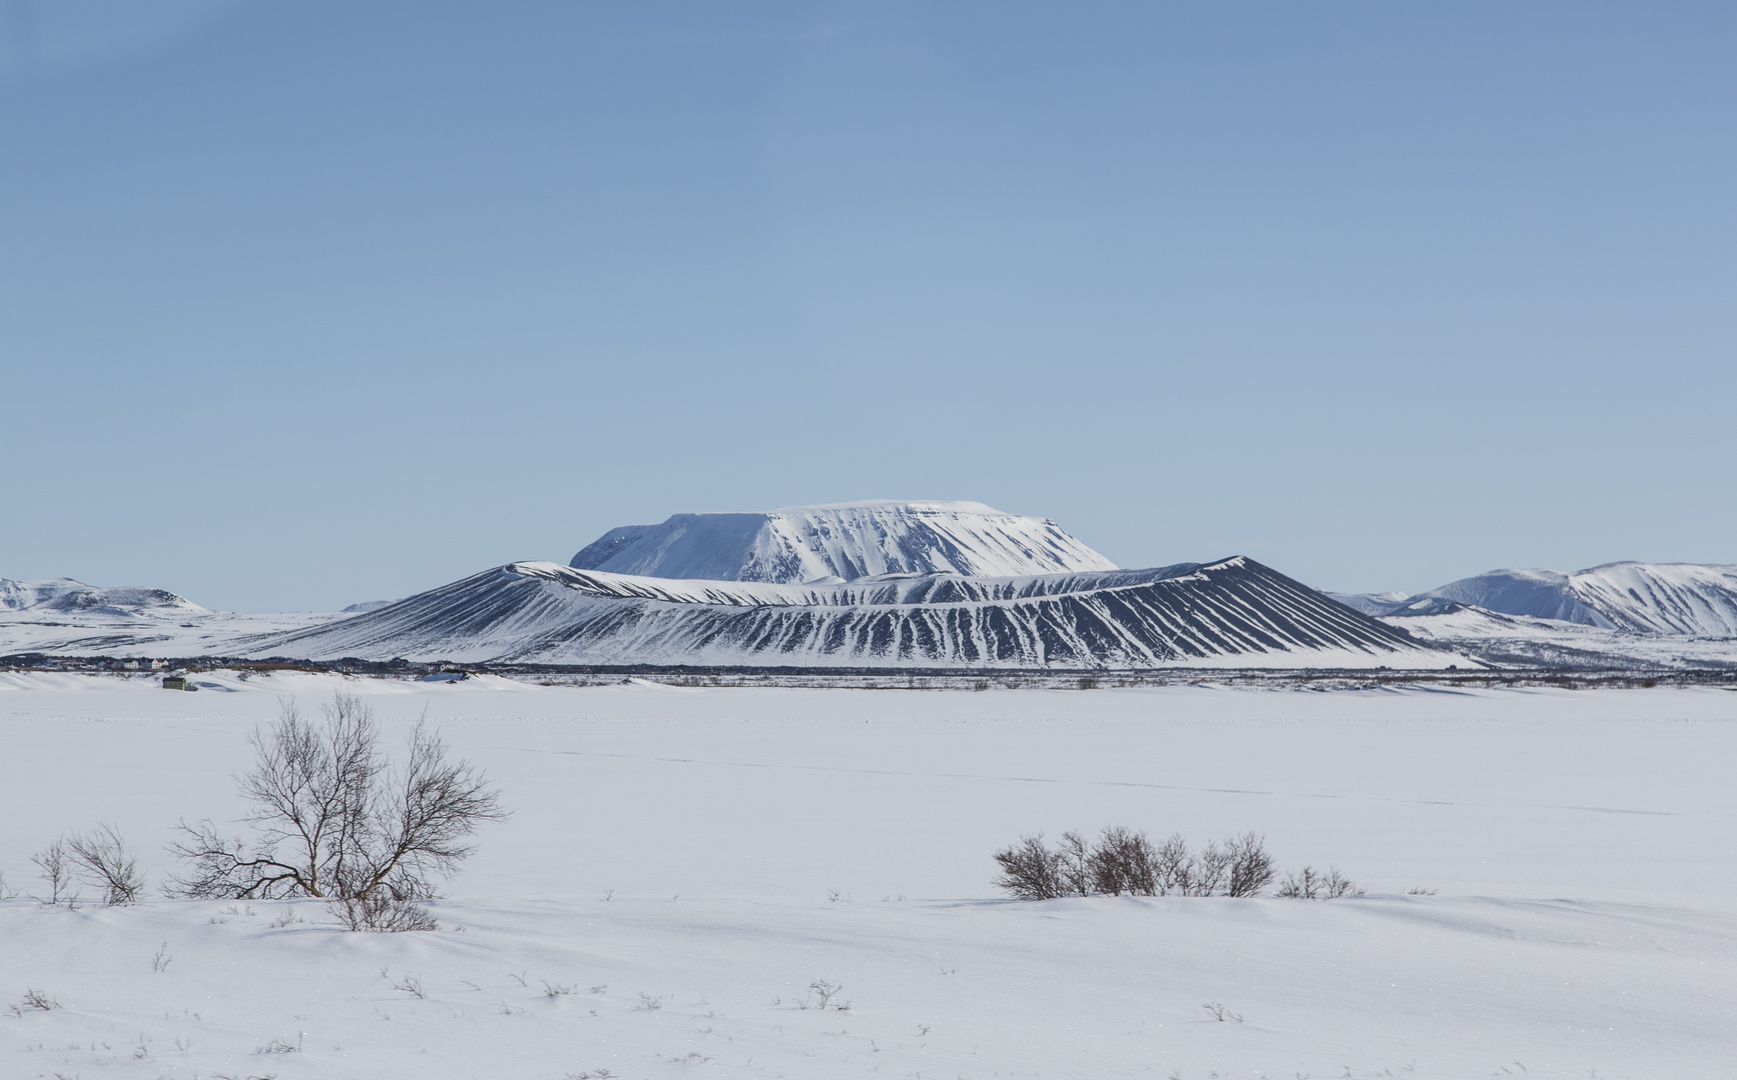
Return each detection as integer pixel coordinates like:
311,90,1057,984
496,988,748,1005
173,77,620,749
247,557,1462,669
1345,563,1737,637
0,576,205,617
570,500,1118,583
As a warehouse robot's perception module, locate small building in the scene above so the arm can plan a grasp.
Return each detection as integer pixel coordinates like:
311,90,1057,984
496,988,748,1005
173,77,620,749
161,675,194,691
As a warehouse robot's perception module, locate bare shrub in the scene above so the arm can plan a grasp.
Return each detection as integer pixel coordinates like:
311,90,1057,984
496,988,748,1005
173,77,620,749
1185,840,1229,897
808,979,848,1010
30,841,75,906
995,827,1212,898
1151,833,1229,896
1055,830,1093,897
330,892,440,932
1153,832,1192,895
9,989,61,1015
1087,826,1158,896
66,824,144,906
995,827,1354,901
992,834,1066,900
1223,833,1276,898
168,693,506,927
1276,866,1321,899
1322,866,1364,898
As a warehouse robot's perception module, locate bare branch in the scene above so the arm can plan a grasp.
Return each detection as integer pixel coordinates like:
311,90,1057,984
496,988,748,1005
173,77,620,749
65,823,144,906
30,840,75,906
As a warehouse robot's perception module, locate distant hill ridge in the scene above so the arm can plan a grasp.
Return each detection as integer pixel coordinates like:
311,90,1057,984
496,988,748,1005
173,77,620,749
0,576,204,617
1333,562,1737,637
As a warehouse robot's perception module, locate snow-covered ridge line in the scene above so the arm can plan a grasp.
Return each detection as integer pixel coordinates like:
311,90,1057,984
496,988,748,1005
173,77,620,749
570,500,1118,583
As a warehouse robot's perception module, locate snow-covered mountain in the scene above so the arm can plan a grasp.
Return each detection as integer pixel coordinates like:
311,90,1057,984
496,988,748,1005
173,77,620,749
1339,562,1737,636
247,556,1461,669
0,576,205,617
570,501,1118,584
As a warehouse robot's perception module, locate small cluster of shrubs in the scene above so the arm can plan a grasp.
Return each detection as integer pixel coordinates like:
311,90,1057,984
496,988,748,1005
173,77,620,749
993,827,1360,900
1275,864,1363,899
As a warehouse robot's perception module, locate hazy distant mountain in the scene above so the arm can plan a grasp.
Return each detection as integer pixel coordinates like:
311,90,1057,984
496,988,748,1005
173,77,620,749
341,600,398,613
0,577,204,617
1325,591,1411,617
248,556,1460,669
570,500,1118,584
1340,563,1737,637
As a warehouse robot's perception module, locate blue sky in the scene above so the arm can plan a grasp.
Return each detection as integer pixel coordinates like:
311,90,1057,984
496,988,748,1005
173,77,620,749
3,1,1734,611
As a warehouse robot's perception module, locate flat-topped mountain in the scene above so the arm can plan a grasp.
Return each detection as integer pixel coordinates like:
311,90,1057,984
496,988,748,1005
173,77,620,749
570,500,1118,584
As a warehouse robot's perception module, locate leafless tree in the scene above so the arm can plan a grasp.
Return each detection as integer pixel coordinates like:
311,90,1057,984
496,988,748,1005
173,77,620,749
168,693,507,924
30,840,75,906
66,823,144,906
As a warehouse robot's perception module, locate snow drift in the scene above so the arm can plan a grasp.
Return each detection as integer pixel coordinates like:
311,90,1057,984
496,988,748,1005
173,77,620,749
247,556,1457,668
570,500,1118,583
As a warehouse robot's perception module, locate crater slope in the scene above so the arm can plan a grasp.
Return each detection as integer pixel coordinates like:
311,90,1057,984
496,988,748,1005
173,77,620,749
246,556,1460,669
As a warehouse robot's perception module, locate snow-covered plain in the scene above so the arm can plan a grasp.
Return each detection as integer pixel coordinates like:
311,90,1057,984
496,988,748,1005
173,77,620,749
3,673,1736,1079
